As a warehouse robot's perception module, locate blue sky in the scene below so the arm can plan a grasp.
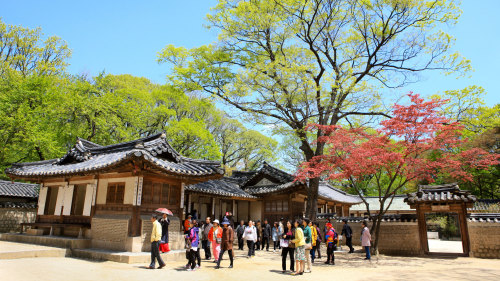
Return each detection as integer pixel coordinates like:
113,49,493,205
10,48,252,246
1,0,498,108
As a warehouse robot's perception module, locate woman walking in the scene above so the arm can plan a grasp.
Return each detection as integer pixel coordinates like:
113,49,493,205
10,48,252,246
309,221,317,263
272,222,279,252
216,218,234,269
314,222,322,259
291,219,305,275
302,219,312,273
361,221,372,260
243,220,257,258
186,220,200,271
325,222,337,265
208,219,223,263
281,220,295,274
159,213,170,253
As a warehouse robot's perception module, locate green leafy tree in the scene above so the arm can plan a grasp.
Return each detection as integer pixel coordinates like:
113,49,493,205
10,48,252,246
213,116,278,171
159,0,470,218
431,86,499,198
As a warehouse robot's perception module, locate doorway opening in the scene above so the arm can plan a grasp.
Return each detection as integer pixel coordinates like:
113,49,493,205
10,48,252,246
425,212,463,254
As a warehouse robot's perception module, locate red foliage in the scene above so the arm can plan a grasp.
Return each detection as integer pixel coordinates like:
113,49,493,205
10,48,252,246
295,93,499,184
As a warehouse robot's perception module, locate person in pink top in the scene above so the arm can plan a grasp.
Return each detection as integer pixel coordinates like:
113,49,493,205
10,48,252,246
361,221,372,260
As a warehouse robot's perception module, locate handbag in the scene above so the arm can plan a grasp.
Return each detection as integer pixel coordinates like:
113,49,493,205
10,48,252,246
280,239,289,248
184,238,192,250
216,237,222,244
305,243,312,250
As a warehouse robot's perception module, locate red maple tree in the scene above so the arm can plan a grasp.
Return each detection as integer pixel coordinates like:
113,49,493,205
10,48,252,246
295,93,499,252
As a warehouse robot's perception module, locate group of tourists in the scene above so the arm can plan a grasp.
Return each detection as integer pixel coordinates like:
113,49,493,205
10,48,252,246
149,212,373,274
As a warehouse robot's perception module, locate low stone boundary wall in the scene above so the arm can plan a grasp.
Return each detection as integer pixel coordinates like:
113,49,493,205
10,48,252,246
317,219,422,256
0,208,36,233
468,220,500,259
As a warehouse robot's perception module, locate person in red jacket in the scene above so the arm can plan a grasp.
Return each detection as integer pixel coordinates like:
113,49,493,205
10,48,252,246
324,223,338,265
208,219,223,263
184,215,192,234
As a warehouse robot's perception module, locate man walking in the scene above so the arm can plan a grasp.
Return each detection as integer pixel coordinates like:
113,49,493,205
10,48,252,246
262,219,271,251
235,220,245,250
216,217,234,269
149,215,166,269
341,219,354,253
255,220,262,251
202,217,213,259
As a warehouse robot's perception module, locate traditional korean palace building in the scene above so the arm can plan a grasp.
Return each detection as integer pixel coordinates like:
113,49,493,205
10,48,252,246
5,133,361,252
185,162,362,224
5,133,224,251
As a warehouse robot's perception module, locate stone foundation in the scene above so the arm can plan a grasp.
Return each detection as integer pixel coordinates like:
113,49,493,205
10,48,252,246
91,215,130,251
140,216,183,252
468,221,500,259
0,208,36,233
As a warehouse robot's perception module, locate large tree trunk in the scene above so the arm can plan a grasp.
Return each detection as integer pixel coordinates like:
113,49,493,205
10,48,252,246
306,178,320,220
371,215,383,255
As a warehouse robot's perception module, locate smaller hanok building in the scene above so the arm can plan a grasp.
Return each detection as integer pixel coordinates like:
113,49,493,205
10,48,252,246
349,195,415,217
6,133,223,252
0,180,38,233
0,180,38,208
185,162,362,223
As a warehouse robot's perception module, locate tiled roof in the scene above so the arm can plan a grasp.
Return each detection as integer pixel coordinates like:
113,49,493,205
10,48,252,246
405,183,477,205
318,182,362,204
468,199,500,213
245,181,303,195
241,162,294,187
468,213,500,223
186,177,256,199
6,133,224,179
0,202,37,208
349,195,412,211
0,180,38,198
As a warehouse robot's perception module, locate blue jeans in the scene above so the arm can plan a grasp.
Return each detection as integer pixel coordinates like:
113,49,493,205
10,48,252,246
310,246,316,262
364,246,371,259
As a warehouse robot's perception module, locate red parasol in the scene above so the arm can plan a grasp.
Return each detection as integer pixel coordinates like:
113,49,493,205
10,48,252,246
155,208,173,216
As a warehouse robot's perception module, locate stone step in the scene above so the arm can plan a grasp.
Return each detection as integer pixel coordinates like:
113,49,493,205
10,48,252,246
0,241,68,260
0,233,91,249
72,248,186,264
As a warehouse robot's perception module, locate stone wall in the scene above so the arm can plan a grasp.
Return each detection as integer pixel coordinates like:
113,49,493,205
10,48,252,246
468,221,500,259
318,220,422,256
141,216,183,252
91,215,130,251
0,208,36,233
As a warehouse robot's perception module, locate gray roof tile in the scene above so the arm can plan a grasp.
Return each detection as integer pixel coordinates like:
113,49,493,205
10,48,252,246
6,133,224,178
0,180,38,198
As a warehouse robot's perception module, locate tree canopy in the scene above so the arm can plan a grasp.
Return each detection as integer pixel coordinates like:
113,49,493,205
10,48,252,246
159,0,470,218
0,19,278,179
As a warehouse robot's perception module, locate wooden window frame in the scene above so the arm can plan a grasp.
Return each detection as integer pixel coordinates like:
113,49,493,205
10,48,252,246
106,182,125,204
142,180,178,206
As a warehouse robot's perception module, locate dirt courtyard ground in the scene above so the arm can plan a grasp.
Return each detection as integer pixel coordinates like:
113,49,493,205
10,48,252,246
1,246,499,281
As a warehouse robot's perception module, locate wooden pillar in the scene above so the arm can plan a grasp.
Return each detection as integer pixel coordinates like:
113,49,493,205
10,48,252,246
232,200,237,218
459,203,470,256
416,205,429,254
211,197,215,217
248,201,251,222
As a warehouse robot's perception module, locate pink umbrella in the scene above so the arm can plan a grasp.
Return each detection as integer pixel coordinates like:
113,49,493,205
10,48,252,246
155,208,173,216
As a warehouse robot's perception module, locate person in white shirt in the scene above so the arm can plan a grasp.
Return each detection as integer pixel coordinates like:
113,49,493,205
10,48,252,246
243,220,257,258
